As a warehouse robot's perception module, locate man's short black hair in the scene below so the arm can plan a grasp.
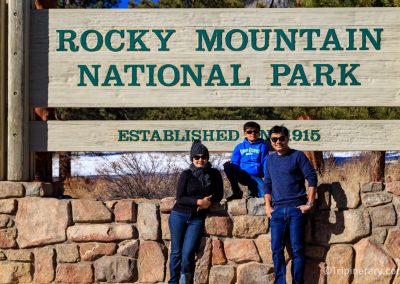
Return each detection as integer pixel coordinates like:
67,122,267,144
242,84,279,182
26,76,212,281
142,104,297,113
270,125,289,137
243,121,261,132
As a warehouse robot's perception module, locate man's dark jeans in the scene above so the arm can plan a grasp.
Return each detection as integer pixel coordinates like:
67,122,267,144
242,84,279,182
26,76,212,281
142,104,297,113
168,210,204,284
223,162,264,197
270,207,306,284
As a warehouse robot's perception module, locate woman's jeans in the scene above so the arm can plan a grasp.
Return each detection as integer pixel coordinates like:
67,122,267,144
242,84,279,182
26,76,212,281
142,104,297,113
270,207,306,284
168,210,204,284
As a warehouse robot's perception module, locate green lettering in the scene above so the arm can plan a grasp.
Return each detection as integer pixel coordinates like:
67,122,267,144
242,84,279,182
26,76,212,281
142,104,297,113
124,64,145,86
196,29,225,51
56,30,79,52
78,64,100,86
216,130,227,141
249,29,271,51
299,29,320,51
181,64,203,86
102,65,124,86
150,130,161,141
321,29,343,51
260,130,270,139
314,64,336,86
231,64,250,86
338,64,361,86
164,130,174,141
203,130,215,141
140,130,151,141
174,130,185,141
158,64,180,87
346,28,357,50
275,29,297,51
105,30,125,52
126,30,150,51
226,29,248,51
205,65,228,86
360,28,383,50
271,64,290,86
192,130,201,140
129,130,139,141
118,130,129,141
288,64,310,86
228,130,240,141
153,29,176,51
81,29,103,52
146,64,157,86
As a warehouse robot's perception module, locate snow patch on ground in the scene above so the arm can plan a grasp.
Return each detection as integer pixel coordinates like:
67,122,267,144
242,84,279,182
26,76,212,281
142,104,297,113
52,151,400,177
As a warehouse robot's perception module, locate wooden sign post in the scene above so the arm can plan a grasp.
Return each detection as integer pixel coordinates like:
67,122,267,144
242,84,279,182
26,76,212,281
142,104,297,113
0,0,6,181
7,0,29,181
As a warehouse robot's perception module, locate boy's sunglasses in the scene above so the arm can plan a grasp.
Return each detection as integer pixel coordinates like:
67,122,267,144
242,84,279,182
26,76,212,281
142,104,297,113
270,136,286,143
193,155,207,160
245,130,260,135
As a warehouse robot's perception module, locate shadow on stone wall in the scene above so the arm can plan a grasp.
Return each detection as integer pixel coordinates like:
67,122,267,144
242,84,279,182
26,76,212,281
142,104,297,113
303,182,347,283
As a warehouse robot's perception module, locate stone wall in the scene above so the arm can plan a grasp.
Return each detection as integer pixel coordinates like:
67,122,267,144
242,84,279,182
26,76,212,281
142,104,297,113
0,180,400,283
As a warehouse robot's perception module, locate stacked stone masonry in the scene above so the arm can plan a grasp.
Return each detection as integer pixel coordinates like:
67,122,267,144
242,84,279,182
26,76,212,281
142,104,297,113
0,181,400,283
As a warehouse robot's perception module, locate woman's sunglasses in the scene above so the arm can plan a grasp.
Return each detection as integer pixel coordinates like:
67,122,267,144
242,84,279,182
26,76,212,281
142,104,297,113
193,155,208,160
270,136,286,143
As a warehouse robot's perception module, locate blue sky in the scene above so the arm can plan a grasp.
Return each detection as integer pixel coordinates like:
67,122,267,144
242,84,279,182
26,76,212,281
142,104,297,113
116,0,129,8
116,0,160,7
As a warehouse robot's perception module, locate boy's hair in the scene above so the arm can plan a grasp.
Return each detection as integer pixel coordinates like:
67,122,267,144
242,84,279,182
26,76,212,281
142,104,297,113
243,121,261,132
270,125,289,137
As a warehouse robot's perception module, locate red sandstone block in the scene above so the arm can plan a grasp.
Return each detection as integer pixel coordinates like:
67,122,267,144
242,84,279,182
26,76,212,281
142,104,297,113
114,200,136,222
55,263,93,283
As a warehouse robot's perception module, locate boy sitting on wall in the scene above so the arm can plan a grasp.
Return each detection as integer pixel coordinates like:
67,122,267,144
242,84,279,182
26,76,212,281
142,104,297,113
224,121,269,201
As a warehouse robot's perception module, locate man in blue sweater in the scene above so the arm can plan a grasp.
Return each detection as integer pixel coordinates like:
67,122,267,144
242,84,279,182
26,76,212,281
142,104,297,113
264,125,317,284
224,121,269,200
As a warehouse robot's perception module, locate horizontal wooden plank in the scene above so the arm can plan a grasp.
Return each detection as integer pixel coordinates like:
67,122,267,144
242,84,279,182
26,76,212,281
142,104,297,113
29,8,400,107
30,120,400,152
30,8,400,27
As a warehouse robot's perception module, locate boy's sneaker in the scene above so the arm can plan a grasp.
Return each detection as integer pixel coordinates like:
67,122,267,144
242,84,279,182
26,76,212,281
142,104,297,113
226,191,243,201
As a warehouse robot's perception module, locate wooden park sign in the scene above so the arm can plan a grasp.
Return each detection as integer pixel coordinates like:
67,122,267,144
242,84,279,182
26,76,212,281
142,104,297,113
31,120,400,152
2,3,400,180
30,8,400,107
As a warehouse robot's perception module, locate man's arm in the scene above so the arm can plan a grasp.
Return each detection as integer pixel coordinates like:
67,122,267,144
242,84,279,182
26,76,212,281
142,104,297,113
307,186,317,206
297,152,318,213
264,193,274,218
264,158,273,218
297,186,316,213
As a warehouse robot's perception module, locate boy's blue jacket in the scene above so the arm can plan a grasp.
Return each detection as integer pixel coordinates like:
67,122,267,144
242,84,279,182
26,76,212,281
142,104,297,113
231,138,269,177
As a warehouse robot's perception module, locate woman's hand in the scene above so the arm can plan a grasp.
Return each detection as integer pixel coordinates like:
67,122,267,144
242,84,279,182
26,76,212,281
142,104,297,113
197,195,212,210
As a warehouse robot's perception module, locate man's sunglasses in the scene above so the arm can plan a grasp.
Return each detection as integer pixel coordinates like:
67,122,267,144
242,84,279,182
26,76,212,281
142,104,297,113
270,136,286,143
193,155,208,160
245,130,260,135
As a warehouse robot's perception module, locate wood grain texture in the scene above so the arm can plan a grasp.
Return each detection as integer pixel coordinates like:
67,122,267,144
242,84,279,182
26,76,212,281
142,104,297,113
30,120,400,152
0,0,6,180
29,8,400,107
8,1,29,180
